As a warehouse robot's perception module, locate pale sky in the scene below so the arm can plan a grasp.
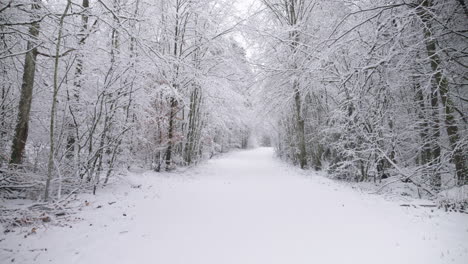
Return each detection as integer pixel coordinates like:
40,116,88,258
232,0,259,57
234,0,257,14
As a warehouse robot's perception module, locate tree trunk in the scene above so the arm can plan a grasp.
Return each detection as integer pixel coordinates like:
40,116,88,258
9,1,41,165
184,86,201,164
418,0,466,187
165,97,177,170
44,0,71,201
294,83,307,169
288,0,307,169
437,71,466,186
66,0,89,161
414,81,432,166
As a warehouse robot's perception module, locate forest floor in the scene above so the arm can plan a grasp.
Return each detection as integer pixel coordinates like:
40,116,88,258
1,148,468,264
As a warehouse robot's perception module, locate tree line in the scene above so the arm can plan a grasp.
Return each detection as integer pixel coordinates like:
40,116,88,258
254,0,467,194
0,0,253,200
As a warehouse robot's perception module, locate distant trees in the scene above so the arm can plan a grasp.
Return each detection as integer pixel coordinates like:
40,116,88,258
0,0,253,200
258,0,318,169
255,0,467,192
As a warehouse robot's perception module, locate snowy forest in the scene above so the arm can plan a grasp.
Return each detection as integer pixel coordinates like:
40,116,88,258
1,0,255,200
1,0,468,263
254,0,468,194
1,0,466,201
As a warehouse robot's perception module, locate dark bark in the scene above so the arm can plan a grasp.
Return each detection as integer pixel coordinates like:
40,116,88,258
165,97,177,170
294,83,307,169
66,0,89,159
414,82,432,166
10,1,41,165
418,0,466,187
184,86,201,164
456,0,468,18
288,0,307,169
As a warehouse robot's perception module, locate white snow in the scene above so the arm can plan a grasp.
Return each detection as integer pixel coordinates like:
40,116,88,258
2,148,468,264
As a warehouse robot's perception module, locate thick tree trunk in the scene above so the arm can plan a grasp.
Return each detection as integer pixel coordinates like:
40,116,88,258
10,1,41,165
294,83,307,169
165,97,177,170
438,72,466,186
287,0,307,169
414,82,432,166
417,0,442,189
0,29,12,159
429,85,441,190
66,0,89,161
418,0,466,187
163,0,189,170
184,86,201,164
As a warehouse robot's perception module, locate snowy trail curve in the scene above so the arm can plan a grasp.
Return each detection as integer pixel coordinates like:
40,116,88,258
3,148,468,264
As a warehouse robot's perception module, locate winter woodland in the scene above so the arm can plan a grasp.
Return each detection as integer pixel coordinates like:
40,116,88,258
0,0,467,262
2,0,255,200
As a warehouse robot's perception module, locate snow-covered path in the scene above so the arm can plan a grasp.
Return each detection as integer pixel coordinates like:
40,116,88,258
3,148,468,264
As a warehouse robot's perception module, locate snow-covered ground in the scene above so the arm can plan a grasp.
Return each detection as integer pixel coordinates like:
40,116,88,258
1,148,468,264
